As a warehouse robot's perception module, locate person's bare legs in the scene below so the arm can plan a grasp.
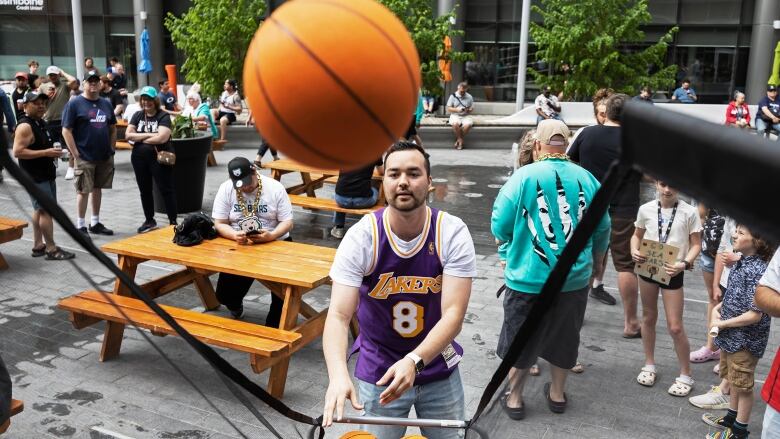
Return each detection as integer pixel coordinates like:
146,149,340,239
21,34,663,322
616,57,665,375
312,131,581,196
661,287,691,377
461,123,473,145
639,278,660,367
735,388,753,424
39,211,56,252
591,251,608,286
452,123,462,147
506,366,529,408
219,117,228,141
620,271,641,334
32,210,43,250
90,189,102,217
548,364,569,403
77,192,89,223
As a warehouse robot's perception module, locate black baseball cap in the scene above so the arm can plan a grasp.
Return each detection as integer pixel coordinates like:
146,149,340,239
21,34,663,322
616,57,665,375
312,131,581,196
768,84,778,92
83,70,100,81
228,157,254,189
23,91,48,103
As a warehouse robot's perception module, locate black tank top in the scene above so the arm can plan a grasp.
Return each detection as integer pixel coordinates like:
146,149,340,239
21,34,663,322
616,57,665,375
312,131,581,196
18,115,56,183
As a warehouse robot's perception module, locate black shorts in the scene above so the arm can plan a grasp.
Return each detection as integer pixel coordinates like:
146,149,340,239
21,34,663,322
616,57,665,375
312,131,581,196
639,272,684,289
217,111,237,124
496,286,588,370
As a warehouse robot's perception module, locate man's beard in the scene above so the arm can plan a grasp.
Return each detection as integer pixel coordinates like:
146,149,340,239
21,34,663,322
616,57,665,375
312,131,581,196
389,192,425,212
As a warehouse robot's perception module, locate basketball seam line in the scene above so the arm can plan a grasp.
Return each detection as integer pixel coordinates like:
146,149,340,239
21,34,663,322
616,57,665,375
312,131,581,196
301,0,419,105
267,15,398,143
252,47,350,166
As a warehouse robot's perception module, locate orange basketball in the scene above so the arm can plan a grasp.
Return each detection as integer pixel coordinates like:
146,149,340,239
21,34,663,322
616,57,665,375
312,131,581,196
243,0,421,169
340,432,377,439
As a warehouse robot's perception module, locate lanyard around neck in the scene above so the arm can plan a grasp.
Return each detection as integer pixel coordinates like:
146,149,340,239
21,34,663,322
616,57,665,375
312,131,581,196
657,200,678,244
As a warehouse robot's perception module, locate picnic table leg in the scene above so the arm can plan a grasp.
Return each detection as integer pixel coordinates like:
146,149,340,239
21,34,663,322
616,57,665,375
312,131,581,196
207,151,217,167
101,255,138,362
192,273,220,311
300,173,318,198
267,285,301,398
0,252,7,270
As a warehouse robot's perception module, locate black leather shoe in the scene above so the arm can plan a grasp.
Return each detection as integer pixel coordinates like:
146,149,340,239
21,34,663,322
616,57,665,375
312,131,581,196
88,222,114,236
589,284,616,305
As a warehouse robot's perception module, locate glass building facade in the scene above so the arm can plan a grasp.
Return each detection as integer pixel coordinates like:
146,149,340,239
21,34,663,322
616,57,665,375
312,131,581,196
0,0,190,89
463,0,756,103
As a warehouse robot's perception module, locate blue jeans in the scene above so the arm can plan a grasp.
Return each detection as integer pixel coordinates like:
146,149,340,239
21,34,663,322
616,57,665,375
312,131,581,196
356,370,465,439
536,114,564,125
333,187,379,226
756,118,780,138
764,405,780,438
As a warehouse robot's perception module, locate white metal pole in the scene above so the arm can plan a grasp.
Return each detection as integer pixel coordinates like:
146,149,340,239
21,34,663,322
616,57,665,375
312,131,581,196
515,0,532,112
71,0,85,81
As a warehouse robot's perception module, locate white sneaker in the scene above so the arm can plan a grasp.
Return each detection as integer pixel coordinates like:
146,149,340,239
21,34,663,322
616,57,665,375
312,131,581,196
65,167,75,180
689,385,730,410
330,226,345,239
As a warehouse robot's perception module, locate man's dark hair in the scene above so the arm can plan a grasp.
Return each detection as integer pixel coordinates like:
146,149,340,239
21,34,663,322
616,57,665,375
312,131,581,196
681,78,691,85
159,79,168,87
606,93,629,123
109,56,120,64
641,86,652,94
384,141,431,176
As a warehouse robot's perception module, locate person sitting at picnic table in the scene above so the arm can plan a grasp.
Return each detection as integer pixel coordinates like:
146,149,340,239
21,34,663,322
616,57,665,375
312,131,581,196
211,79,242,142
185,92,217,139
211,157,293,325
330,157,383,239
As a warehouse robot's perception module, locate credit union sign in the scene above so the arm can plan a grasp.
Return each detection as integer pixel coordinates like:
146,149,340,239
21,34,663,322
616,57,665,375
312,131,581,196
0,0,46,12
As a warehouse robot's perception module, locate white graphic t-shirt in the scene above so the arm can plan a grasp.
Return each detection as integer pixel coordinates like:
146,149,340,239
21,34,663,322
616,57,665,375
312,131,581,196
211,174,293,239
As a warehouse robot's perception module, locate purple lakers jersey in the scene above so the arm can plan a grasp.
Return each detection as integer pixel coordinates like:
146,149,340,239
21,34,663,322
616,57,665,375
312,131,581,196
352,207,463,386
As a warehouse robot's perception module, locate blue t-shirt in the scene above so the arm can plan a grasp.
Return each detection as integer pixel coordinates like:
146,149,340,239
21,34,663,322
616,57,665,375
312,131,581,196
758,96,780,120
159,91,177,111
672,87,696,103
62,95,117,162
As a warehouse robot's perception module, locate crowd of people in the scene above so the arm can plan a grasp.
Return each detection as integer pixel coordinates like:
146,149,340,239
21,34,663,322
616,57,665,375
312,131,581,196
4,59,780,439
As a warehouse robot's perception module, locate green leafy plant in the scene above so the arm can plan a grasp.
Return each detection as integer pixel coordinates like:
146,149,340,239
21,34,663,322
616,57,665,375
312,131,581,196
165,0,266,100
378,0,472,97
530,0,678,101
171,115,196,139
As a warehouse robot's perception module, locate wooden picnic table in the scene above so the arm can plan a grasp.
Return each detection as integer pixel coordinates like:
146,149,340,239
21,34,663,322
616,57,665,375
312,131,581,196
94,226,335,397
263,158,383,196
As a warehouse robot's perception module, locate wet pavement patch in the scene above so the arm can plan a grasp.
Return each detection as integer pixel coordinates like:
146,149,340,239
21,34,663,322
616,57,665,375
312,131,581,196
159,430,211,439
33,402,71,416
54,389,104,405
47,423,77,436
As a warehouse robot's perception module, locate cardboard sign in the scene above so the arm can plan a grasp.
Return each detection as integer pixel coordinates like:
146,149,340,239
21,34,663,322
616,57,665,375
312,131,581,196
634,239,679,285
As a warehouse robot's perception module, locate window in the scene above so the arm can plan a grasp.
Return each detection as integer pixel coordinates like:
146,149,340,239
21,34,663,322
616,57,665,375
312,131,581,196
0,15,50,79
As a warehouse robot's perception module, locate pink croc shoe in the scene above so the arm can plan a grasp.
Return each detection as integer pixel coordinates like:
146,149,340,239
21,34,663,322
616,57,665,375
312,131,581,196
690,346,720,363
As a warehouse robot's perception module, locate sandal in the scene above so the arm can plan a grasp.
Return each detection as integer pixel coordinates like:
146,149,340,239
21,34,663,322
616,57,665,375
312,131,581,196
31,245,46,257
570,362,584,374
690,346,720,363
636,366,656,387
529,364,540,376
45,247,75,261
668,377,694,397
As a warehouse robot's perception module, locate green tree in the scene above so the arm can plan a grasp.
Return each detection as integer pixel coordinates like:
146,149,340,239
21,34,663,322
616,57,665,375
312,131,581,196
164,0,266,99
529,0,678,101
378,0,471,96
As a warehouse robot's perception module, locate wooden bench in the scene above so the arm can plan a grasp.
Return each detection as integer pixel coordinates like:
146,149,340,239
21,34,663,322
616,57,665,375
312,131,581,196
212,140,227,151
0,399,24,434
58,290,303,375
0,218,28,270
288,194,383,215
115,141,132,150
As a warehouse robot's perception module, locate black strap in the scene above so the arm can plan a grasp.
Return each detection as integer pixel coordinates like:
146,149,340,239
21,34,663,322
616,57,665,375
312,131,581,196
467,159,631,430
657,200,678,244
0,140,324,436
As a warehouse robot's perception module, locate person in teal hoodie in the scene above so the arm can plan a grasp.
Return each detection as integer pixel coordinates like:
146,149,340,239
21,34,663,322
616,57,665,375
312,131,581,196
491,119,610,420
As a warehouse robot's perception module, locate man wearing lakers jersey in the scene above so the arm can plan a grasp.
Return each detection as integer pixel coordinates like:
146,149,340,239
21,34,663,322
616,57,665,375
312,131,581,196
322,142,476,439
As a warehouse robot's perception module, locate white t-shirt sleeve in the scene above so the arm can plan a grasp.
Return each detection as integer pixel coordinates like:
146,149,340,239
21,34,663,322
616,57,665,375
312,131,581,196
440,213,477,278
267,178,293,222
634,203,650,229
212,181,232,220
329,215,375,288
760,249,780,291
688,209,703,234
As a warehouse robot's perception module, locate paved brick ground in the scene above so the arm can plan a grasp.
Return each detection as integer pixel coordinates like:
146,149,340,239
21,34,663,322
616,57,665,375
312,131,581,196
0,131,777,438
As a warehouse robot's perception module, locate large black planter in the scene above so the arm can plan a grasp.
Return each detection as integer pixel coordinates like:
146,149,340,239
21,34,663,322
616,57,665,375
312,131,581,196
153,132,212,214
